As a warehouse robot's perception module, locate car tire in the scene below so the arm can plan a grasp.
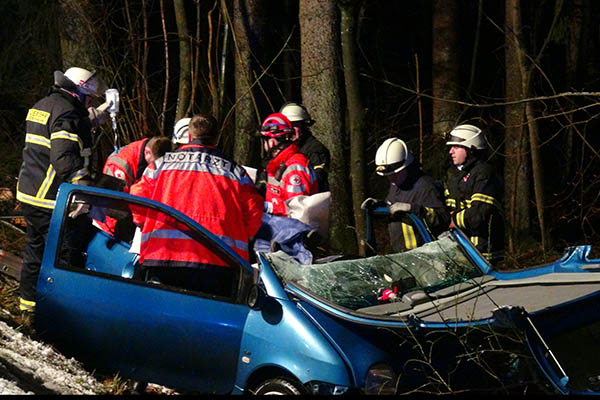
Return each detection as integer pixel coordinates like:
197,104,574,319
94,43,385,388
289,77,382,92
252,377,306,395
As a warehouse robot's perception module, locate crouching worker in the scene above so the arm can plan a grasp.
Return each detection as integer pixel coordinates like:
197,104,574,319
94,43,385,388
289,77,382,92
361,138,449,253
129,114,263,297
92,136,172,240
253,113,322,264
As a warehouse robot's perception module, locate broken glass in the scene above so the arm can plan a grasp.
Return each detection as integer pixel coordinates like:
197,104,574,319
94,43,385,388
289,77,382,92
268,232,482,310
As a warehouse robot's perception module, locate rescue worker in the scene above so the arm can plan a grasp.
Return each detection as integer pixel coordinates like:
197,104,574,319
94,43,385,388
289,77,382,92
260,113,319,216
361,138,449,253
253,113,320,264
445,124,504,262
129,114,263,296
93,136,172,238
279,102,330,191
16,67,109,317
102,136,172,192
256,102,330,195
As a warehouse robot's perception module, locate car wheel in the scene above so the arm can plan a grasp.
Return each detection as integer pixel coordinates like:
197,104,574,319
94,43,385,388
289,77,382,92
252,377,306,395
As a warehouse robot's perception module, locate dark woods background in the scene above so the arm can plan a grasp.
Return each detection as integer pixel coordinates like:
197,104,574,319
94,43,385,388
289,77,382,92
2,0,600,267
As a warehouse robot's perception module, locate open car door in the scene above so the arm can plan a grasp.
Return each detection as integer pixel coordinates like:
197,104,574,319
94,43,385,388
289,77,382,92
36,184,255,393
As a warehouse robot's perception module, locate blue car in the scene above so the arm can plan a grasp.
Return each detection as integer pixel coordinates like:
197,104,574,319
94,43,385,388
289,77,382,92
36,184,600,395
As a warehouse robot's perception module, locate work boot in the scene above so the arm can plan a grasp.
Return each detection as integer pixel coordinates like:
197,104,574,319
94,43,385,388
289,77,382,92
19,310,36,336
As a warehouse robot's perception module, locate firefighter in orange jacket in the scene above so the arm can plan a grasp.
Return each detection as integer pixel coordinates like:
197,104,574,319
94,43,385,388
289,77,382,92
260,113,318,216
129,114,263,296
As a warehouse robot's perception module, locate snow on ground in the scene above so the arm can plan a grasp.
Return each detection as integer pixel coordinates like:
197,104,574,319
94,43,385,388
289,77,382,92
0,319,107,395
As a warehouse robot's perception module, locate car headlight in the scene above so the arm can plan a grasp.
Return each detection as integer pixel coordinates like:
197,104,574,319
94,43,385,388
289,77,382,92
306,381,349,395
364,363,397,395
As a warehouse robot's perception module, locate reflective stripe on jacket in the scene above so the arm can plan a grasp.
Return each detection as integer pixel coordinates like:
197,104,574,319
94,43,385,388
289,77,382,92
17,88,92,210
129,141,264,267
102,138,149,190
444,157,504,260
385,165,449,253
265,144,318,216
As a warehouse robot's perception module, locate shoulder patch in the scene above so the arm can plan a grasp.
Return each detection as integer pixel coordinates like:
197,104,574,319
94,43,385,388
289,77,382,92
26,108,50,125
289,174,302,186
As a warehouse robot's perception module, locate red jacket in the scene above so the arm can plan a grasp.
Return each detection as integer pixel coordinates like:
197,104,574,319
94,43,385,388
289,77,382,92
102,138,149,191
265,144,318,216
129,141,263,267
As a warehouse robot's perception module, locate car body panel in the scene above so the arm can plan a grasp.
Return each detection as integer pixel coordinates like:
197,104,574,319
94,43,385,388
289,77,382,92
35,183,600,394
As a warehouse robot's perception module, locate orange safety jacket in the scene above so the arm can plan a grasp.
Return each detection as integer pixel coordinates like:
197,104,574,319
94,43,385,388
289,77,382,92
129,141,264,267
265,144,318,216
95,138,150,235
102,138,149,191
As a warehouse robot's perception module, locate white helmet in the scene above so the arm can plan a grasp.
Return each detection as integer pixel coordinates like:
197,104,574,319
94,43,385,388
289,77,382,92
446,124,487,150
279,102,315,126
173,117,191,144
63,67,106,97
375,138,414,176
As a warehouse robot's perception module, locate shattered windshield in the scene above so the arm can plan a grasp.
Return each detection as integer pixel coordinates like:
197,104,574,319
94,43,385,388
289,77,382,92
268,232,483,310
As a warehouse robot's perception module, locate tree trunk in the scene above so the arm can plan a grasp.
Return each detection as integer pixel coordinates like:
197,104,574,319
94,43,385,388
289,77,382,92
563,0,587,182
430,0,460,178
57,0,103,71
504,0,530,253
173,0,192,121
299,0,356,254
232,0,262,166
339,0,367,256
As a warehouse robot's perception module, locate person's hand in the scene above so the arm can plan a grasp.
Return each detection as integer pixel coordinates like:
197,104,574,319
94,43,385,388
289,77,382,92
389,202,411,215
88,100,111,127
360,197,378,210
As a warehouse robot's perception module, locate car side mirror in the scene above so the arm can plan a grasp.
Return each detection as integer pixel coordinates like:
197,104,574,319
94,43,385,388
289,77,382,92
247,284,267,310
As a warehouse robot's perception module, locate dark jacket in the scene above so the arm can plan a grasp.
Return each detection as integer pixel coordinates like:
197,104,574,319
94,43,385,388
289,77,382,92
296,133,330,192
17,87,93,210
444,156,504,261
385,163,450,253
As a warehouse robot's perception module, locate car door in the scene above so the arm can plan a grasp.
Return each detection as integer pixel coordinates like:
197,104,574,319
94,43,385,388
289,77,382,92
36,185,253,393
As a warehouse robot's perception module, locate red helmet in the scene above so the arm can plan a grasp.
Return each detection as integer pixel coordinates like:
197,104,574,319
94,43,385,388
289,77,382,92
260,113,294,139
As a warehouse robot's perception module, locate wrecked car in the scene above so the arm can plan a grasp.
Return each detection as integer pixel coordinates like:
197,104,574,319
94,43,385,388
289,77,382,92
35,184,600,394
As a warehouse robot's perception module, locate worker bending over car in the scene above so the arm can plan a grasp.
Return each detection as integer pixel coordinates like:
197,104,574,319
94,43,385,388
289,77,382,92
129,114,263,296
361,138,449,253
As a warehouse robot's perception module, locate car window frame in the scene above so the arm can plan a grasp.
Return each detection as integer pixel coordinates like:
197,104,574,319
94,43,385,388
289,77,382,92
53,184,254,305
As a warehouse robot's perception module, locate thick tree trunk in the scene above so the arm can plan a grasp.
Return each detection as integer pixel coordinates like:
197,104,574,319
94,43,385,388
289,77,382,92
430,0,460,177
564,0,588,182
173,0,192,121
57,0,103,71
339,0,367,256
504,0,530,252
232,0,262,166
299,0,356,254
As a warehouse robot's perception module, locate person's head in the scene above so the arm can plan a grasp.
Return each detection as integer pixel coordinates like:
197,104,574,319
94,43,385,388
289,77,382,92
279,102,314,141
172,117,191,145
260,113,296,159
144,136,172,164
189,114,218,145
445,124,487,166
54,67,107,107
375,138,414,186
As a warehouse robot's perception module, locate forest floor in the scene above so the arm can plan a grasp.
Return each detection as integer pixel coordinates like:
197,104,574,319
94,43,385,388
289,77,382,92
0,273,179,395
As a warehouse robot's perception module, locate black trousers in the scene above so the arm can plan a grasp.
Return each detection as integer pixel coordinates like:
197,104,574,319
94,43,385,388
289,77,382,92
20,204,53,303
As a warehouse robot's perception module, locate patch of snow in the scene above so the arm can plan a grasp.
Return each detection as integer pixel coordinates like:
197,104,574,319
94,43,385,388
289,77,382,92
0,320,106,394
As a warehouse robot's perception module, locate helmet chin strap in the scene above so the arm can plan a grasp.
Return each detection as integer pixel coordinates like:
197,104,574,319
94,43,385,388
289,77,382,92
266,139,292,160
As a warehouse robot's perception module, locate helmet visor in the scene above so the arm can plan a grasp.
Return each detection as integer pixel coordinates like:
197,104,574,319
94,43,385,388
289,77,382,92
446,134,467,145
376,160,405,176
